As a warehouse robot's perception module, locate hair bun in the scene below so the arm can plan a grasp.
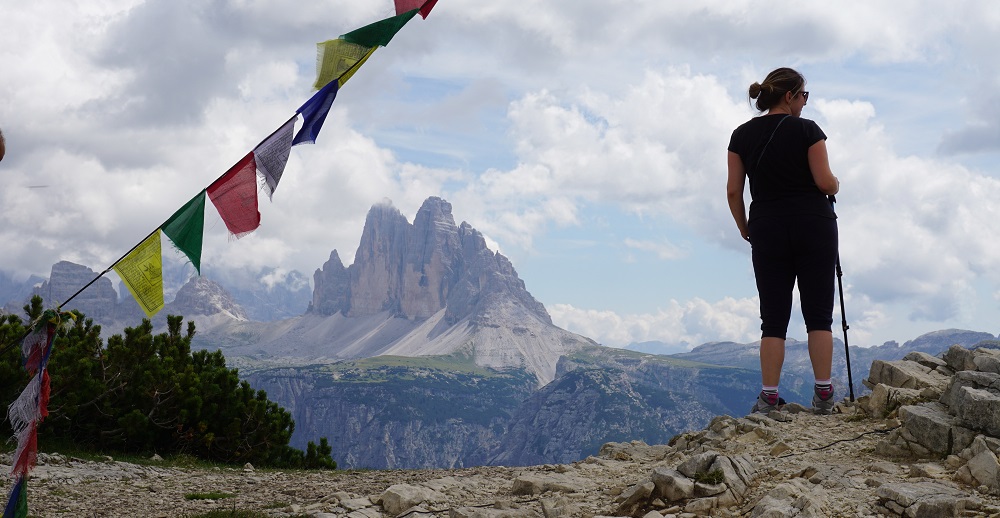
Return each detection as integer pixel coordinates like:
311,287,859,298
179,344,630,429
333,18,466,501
748,82,762,99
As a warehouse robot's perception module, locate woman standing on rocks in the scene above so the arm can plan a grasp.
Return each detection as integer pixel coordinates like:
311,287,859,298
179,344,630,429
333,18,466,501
726,67,841,415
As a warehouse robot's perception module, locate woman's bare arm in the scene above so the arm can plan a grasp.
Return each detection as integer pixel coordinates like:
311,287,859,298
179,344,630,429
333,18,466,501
807,140,839,195
727,151,750,242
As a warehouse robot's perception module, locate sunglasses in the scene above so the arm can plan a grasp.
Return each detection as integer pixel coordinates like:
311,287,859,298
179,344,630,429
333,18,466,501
792,89,809,102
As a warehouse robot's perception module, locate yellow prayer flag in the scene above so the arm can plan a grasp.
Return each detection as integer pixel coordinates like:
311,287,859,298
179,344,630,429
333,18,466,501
113,230,165,317
314,39,378,90
339,47,377,88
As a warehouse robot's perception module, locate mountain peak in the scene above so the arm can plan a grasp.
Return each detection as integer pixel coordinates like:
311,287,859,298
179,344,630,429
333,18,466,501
312,196,549,324
170,276,248,321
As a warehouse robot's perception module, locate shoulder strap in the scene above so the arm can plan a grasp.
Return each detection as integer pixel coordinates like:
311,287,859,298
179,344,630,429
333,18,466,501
751,114,790,175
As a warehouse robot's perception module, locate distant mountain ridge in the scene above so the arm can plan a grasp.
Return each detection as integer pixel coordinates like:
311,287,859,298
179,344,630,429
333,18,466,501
664,329,997,404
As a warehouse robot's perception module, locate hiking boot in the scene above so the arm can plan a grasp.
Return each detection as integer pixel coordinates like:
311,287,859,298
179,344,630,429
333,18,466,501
812,386,835,415
749,391,783,414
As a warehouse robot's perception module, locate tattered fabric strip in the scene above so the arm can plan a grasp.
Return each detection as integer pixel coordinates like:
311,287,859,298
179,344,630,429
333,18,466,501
10,420,38,480
254,117,296,200
20,323,53,375
207,153,261,238
4,317,60,517
7,371,47,438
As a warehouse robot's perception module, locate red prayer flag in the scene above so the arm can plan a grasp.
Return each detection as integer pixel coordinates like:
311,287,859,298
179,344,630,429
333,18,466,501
394,0,437,18
208,152,260,238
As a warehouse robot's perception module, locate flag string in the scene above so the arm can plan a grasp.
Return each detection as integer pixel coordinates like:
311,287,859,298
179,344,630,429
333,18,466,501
3,3,438,514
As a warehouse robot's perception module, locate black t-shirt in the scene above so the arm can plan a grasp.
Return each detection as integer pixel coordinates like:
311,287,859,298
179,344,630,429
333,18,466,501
728,114,835,221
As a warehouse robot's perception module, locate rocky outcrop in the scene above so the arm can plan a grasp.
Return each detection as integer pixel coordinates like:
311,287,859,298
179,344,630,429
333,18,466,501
33,261,118,321
864,343,1000,498
309,250,350,316
167,276,248,320
310,197,549,327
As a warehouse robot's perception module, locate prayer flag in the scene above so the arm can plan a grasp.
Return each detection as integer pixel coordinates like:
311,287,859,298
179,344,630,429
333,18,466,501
2,476,26,518
293,80,339,146
162,190,206,273
254,117,296,199
395,0,438,18
207,153,260,236
342,9,419,48
314,39,377,90
337,46,376,88
113,231,165,317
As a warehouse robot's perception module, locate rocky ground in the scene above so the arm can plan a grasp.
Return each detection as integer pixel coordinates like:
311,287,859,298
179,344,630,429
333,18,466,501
5,344,1000,517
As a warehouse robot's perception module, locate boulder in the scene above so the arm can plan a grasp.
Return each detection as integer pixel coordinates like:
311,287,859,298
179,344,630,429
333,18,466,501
378,484,447,517
896,404,975,456
615,481,654,516
651,468,694,502
903,351,948,370
876,482,981,517
677,451,718,478
750,479,826,518
943,345,977,372
967,449,1000,489
939,370,1000,409
973,349,1000,374
866,384,924,417
510,474,582,496
867,359,950,395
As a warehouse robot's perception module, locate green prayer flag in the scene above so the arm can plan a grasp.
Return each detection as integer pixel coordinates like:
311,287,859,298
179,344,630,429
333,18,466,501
342,9,419,48
162,190,206,274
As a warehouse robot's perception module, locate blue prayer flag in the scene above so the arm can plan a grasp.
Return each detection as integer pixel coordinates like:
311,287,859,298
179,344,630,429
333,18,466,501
293,80,339,146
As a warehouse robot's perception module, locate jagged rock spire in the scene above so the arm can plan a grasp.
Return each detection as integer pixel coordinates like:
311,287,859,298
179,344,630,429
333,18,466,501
309,196,550,326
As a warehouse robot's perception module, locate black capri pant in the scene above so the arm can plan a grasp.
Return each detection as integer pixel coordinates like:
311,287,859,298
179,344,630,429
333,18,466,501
748,214,838,339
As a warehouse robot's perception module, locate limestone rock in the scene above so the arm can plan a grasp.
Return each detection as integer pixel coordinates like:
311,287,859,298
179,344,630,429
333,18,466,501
615,481,654,515
866,384,924,418
750,479,826,518
876,482,981,517
940,370,1000,436
651,468,694,502
867,359,950,394
377,483,447,516
903,351,948,370
510,474,582,496
895,403,972,456
967,449,1000,489
943,344,978,372
973,348,1000,374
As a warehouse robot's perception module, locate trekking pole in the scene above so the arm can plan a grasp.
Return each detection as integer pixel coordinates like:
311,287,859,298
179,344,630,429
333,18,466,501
829,195,856,402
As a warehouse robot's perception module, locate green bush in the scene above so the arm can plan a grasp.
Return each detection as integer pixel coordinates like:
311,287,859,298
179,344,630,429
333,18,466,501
0,296,334,470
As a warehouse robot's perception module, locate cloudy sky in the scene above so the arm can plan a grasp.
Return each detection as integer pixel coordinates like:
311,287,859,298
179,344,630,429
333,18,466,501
2,1,999,349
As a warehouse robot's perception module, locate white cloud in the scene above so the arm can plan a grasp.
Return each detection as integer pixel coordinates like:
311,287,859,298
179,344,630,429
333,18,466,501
549,297,761,348
2,1,999,348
